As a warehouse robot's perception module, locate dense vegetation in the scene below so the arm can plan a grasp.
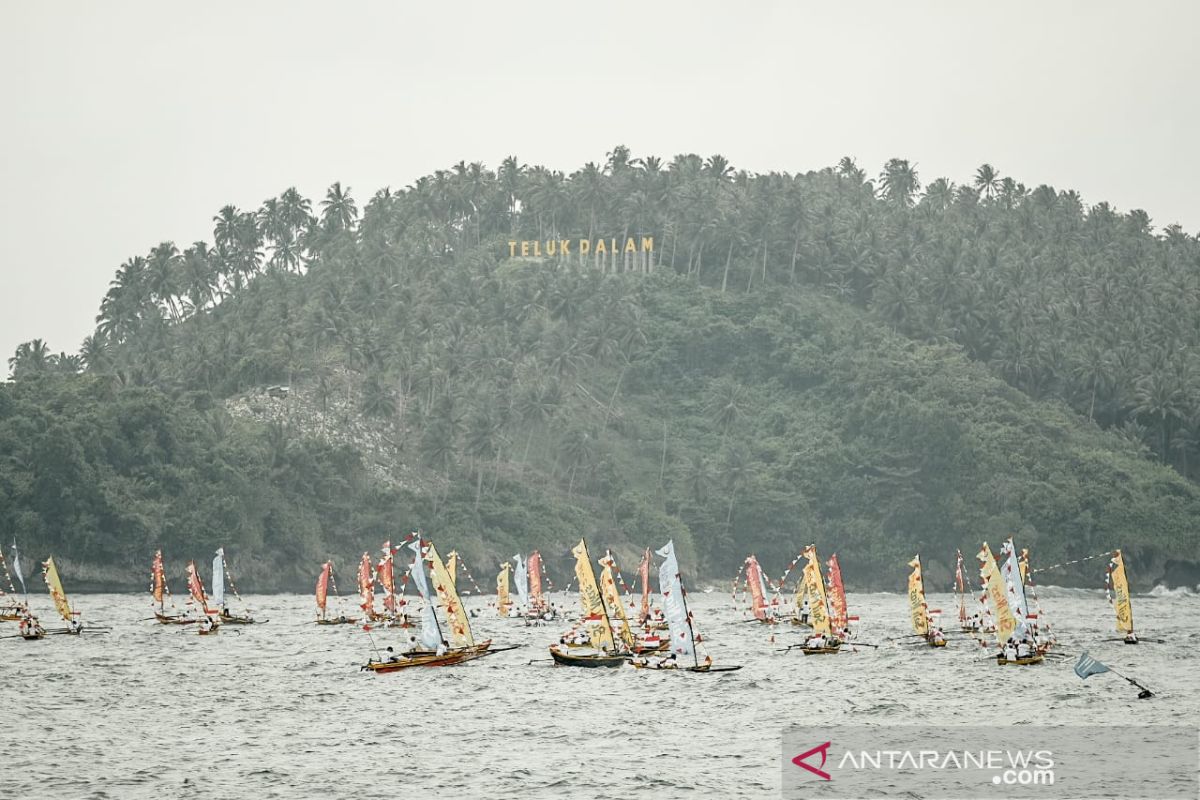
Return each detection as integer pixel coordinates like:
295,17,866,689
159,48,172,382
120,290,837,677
6,148,1200,590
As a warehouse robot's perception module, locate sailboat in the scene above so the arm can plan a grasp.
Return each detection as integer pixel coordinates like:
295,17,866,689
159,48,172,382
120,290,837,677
374,541,405,626
150,550,195,624
315,561,358,624
496,562,513,617
977,543,1039,665
742,554,777,623
632,540,740,672
906,556,946,648
212,548,258,624
362,537,500,673
0,545,28,621
635,547,666,631
797,546,839,654
1107,550,1138,644
510,553,529,617
826,553,857,638
357,551,380,621
954,549,992,633
41,557,83,635
549,539,627,667
527,550,554,618
185,560,221,635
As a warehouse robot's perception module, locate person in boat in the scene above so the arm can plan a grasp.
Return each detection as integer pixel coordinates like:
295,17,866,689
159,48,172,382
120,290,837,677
630,654,649,667
1016,638,1031,659
436,639,449,656
805,633,826,649
384,646,401,663
19,615,33,637
199,616,215,633
799,599,811,624
929,627,945,646
405,633,420,653
1124,632,1139,644
1003,639,1018,662
67,618,83,635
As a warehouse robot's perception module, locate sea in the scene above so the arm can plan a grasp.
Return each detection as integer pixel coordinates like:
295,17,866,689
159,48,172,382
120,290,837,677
1,588,1196,800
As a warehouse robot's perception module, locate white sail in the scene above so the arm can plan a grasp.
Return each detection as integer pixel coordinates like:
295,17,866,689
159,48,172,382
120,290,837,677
212,548,226,608
656,540,695,659
1000,539,1029,637
513,554,529,607
407,539,442,650
10,541,26,596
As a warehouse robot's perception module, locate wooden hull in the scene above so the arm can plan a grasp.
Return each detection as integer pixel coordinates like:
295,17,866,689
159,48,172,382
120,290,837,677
791,618,813,628
801,645,841,655
927,639,947,648
996,654,1043,666
364,640,493,673
548,645,625,668
632,641,668,655
155,612,197,626
316,617,360,626
21,632,45,641
631,660,742,673
220,614,257,625
198,627,219,635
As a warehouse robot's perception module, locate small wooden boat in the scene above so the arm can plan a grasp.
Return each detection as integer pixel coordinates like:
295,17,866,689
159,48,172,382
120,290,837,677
926,636,947,648
21,630,45,641
996,653,1043,666
549,644,625,668
801,643,842,655
155,611,197,625
363,640,495,673
316,616,359,626
219,611,257,625
198,625,219,636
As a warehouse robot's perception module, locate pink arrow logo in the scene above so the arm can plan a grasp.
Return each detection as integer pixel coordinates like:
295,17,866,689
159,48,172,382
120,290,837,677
792,741,832,780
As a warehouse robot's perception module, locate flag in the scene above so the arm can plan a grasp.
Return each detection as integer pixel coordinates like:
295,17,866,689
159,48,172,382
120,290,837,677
1074,651,1111,680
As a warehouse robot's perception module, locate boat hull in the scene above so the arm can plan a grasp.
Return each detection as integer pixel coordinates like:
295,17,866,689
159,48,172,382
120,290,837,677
996,654,1043,666
316,617,360,626
364,640,494,673
801,645,841,655
548,645,625,668
155,612,197,626
220,614,257,625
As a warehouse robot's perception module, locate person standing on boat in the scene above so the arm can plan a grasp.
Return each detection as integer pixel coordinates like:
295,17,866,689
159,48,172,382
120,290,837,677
1016,639,1031,659
799,599,810,624
405,633,420,653
67,618,83,635
1004,639,1018,662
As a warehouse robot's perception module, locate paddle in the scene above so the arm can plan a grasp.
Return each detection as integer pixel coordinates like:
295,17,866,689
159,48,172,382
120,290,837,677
1103,636,1166,644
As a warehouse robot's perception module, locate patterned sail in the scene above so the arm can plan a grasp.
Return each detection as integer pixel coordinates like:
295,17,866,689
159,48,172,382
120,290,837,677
656,540,695,660
496,563,512,616
572,539,615,651
151,550,166,607
955,550,967,625
377,542,396,615
357,552,375,616
513,554,529,607
978,543,1016,646
1108,550,1134,634
446,551,458,589
802,546,831,636
212,548,226,608
638,548,651,623
407,539,442,650
427,542,474,648
1000,538,1030,637
599,554,634,650
528,551,544,611
745,555,768,620
316,562,330,614
186,560,213,613
907,556,929,635
826,554,848,633
42,557,72,622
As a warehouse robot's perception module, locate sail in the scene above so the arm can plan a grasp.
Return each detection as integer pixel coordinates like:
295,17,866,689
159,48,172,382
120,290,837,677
1000,538,1030,637
955,550,967,624
745,555,768,621
599,554,634,649
186,560,212,612
42,557,72,623
802,546,831,636
357,552,375,616
151,550,165,607
426,542,474,648
497,563,512,616
826,554,848,633
571,539,615,651
377,542,396,615
446,551,458,589
407,539,442,650
212,548,226,608
638,547,651,623
907,556,928,635
513,554,529,607
316,562,330,614
1109,550,1134,634
528,551,544,610
978,543,1016,645
11,541,26,596
656,540,695,659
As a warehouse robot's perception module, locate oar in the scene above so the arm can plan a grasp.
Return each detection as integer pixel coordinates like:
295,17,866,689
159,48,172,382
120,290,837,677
846,642,880,648
1103,636,1166,644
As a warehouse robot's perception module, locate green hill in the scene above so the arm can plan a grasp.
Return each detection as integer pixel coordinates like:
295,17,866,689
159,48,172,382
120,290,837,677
5,151,1199,591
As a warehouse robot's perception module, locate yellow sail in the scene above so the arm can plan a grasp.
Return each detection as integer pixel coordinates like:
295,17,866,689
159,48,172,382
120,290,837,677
42,557,73,623
978,543,1016,645
801,546,831,636
599,554,634,649
426,542,474,648
446,550,458,589
496,562,512,616
572,539,615,651
1110,550,1134,634
907,557,928,635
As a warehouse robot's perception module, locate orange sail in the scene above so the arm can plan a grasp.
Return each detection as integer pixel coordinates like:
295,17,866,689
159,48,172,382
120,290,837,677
826,554,848,633
745,555,768,620
316,562,330,614
151,550,165,607
377,541,396,615
186,560,214,613
638,547,651,623
528,551,544,611
357,552,375,616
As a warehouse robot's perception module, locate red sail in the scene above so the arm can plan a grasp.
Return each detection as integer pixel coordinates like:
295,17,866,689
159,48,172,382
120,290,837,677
745,555,768,620
316,562,330,613
826,554,848,632
638,548,651,623
377,541,396,614
357,552,375,615
151,550,165,605
186,560,212,612
528,551,544,611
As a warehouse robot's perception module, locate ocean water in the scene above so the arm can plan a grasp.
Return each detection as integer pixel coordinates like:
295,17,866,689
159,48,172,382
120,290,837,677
1,589,1195,800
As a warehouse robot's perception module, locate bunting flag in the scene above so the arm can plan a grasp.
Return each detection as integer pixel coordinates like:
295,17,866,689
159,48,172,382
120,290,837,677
42,557,73,623
427,541,474,648
357,552,375,616
1107,550,1134,634
407,539,442,650
978,543,1016,646
572,539,615,651
316,561,330,614
599,553,634,649
826,554,848,633
907,556,928,636
656,540,695,660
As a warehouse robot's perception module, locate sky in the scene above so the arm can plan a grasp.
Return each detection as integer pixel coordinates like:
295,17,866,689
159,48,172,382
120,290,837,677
2,1,1198,363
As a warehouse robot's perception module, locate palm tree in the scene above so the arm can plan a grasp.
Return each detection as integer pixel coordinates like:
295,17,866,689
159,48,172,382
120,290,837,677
973,164,1001,200
7,339,51,379
878,159,920,207
321,182,359,233
1133,368,1187,463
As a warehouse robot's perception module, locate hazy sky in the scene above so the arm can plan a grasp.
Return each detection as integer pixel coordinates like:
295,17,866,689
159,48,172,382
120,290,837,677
2,1,1197,363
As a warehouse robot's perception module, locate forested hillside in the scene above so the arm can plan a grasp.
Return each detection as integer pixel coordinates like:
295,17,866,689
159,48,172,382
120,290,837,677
5,148,1200,590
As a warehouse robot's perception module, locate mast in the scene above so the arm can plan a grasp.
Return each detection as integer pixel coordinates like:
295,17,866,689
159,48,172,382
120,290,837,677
571,539,616,652
426,541,474,647
674,550,699,669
